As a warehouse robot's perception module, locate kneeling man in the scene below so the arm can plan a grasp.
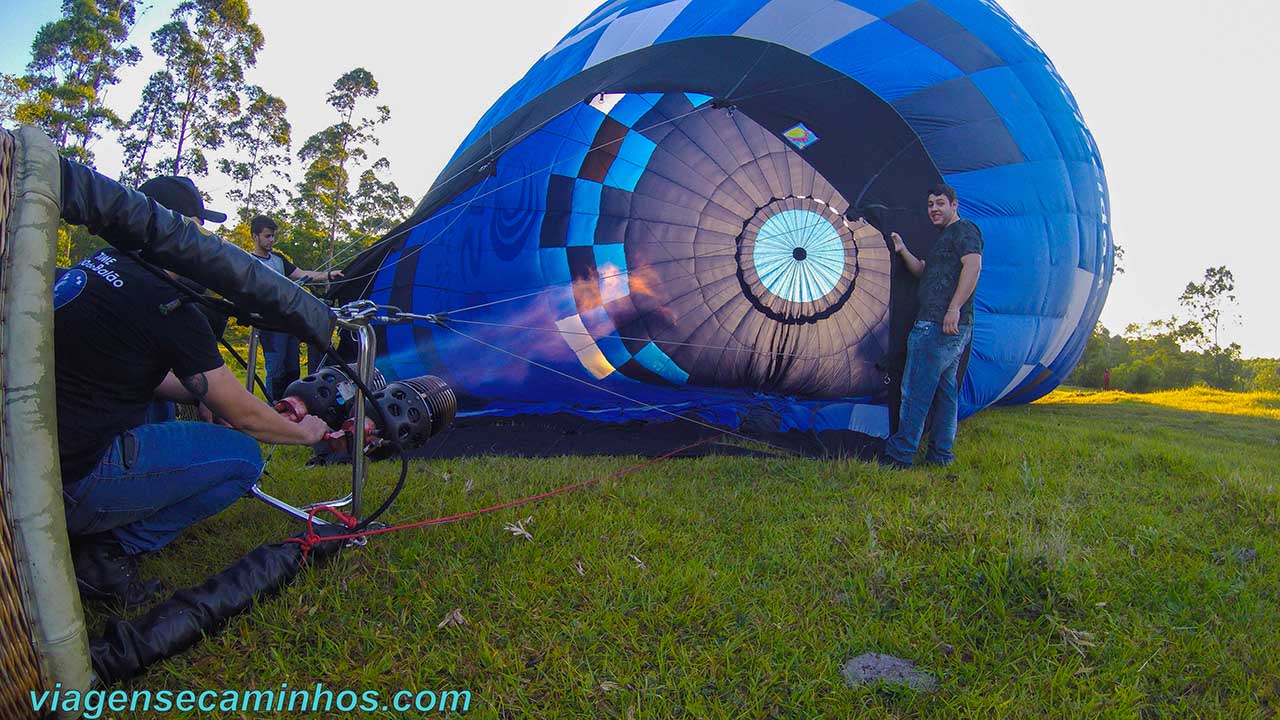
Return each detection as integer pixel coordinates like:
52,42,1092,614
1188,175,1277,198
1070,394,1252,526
54,176,331,606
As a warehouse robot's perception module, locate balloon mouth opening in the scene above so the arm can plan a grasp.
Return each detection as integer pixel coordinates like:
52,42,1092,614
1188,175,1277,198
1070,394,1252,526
736,197,859,323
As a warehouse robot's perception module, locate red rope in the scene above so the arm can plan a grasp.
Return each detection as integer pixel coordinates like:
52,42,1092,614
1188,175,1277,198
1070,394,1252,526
288,433,723,560
284,505,359,561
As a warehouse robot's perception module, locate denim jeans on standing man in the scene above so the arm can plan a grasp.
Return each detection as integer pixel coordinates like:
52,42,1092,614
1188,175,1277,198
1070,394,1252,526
883,320,972,466
259,329,301,402
62,422,265,555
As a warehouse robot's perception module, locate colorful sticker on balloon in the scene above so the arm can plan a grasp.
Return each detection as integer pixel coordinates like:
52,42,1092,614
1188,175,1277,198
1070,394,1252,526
783,123,819,150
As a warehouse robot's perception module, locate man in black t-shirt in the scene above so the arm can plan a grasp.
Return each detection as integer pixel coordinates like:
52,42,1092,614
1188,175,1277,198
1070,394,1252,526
54,177,333,607
248,215,343,400
880,183,984,468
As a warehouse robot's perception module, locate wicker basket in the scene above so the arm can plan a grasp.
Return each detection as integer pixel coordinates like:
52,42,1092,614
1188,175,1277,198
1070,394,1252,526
0,127,93,719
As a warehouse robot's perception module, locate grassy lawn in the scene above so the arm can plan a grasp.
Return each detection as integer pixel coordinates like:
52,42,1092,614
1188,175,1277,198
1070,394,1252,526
102,387,1280,718
1041,386,1280,421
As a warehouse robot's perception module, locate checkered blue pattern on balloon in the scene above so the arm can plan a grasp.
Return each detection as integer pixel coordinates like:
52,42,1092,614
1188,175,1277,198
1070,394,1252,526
367,0,1112,436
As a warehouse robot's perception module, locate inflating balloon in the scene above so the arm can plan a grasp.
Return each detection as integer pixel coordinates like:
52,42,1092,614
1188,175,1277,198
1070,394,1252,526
339,0,1113,441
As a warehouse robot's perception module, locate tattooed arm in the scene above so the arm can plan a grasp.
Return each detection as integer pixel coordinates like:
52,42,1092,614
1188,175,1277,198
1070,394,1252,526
155,371,201,403
179,370,210,403
160,364,330,444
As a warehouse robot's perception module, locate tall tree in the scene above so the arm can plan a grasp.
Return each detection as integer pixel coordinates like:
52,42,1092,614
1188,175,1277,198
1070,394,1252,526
290,125,346,269
118,70,178,184
0,74,25,123
1178,265,1243,390
10,0,142,163
1178,265,1237,349
352,160,414,239
149,0,263,176
217,85,291,220
293,68,409,269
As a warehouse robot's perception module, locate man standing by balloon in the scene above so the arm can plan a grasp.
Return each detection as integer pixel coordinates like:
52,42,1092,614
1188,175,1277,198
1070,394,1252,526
248,215,343,401
880,184,983,468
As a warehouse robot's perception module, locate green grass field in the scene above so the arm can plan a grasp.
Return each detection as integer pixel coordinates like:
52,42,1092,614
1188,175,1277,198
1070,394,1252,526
103,387,1280,718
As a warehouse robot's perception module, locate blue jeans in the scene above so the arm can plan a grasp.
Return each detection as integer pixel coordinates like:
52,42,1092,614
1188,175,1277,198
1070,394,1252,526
883,321,972,466
62,422,264,555
260,330,301,402
142,400,176,424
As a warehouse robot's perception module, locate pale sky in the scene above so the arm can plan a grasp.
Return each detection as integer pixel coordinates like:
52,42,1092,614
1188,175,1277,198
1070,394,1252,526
4,0,1278,357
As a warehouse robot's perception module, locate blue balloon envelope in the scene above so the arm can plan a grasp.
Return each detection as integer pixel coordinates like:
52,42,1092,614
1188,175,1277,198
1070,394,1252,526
341,0,1113,441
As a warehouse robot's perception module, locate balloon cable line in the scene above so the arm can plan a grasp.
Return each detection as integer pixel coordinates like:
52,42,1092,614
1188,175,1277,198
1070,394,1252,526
330,205,866,334
410,217,877,367
372,220,875,366
325,83,640,274
320,71,855,287
438,317,845,364
404,212,856,319
852,135,925,212
367,210,879,367
396,313,798,457
318,60,844,275
284,432,725,559
723,37,777,101
323,89,759,286
278,73,883,548
319,99,720,282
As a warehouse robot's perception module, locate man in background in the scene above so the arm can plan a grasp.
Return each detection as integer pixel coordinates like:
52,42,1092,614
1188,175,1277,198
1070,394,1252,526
248,215,342,400
880,183,983,468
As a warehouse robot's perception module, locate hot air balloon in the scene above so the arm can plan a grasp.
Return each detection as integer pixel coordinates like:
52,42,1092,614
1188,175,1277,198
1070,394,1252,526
337,0,1113,448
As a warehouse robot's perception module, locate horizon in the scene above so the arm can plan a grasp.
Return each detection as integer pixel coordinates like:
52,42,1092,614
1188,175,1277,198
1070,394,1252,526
3,0,1277,358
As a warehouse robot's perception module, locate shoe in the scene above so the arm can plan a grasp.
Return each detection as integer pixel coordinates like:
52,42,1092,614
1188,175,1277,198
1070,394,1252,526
877,452,912,470
71,535,162,608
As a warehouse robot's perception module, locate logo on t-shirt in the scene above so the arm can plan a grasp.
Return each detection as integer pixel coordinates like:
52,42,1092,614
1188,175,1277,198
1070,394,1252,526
53,268,88,309
78,251,127,289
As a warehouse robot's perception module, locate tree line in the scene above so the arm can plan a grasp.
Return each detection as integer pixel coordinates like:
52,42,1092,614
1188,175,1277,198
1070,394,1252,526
1,0,414,271
1068,265,1278,393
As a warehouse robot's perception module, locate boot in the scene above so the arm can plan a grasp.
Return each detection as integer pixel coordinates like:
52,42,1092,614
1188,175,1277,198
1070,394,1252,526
71,535,162,608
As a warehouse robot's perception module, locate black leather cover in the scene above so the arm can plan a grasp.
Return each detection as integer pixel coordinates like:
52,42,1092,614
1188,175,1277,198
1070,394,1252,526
59,158,336,344
89,524,347,685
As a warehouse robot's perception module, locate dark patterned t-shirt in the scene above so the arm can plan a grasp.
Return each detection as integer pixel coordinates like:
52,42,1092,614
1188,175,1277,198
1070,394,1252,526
917,218,983,325
53,249,223,483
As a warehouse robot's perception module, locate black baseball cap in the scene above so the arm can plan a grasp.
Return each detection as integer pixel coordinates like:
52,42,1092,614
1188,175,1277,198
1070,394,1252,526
137,176,228,224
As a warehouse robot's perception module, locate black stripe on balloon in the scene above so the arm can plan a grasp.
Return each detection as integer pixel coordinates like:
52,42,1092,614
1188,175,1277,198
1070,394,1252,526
603,294,642,348
594,215,628,245
540,211,571,248
595,186,631,244
885,1,1002,74
891,77,1024,174
617,358,676,386
617,319,650,357
540,174,575,248
578,116,628,184
632,93,692,145
566,246,603,310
